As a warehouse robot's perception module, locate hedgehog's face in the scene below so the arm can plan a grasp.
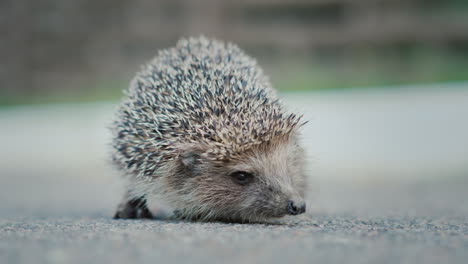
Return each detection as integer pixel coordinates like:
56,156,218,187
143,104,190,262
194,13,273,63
177,139,306,222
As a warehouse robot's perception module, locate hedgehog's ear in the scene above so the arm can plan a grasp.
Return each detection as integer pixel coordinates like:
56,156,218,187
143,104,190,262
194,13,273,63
181,152,200,167
180,151,202,176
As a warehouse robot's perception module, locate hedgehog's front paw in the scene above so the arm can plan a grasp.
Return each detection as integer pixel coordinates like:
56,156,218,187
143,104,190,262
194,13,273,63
113,196,153,219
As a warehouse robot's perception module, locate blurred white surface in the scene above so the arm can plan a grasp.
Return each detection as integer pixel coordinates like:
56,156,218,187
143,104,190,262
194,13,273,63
285,83,468,182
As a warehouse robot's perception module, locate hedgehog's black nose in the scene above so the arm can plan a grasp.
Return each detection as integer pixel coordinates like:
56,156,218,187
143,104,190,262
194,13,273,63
287,200,306,215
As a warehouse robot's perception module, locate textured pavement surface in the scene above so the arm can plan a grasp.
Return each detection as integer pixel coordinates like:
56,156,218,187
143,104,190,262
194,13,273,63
1,85,468,263
1,213,467,264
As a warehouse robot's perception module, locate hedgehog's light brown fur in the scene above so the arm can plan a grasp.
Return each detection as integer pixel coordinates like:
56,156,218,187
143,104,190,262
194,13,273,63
111,36,307,222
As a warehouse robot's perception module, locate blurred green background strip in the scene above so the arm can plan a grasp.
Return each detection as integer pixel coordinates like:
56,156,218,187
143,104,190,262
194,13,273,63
1,0,468,107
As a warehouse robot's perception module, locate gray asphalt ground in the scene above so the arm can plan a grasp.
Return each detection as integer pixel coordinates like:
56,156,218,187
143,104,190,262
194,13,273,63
1,84,468,263
1,213,467,264
1,182,468,264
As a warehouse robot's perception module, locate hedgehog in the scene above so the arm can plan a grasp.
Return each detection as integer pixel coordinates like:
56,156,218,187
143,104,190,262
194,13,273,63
111,36,307,223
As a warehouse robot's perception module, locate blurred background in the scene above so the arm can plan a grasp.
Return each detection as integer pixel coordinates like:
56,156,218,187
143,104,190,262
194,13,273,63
2,0,468,105
1,0,467,217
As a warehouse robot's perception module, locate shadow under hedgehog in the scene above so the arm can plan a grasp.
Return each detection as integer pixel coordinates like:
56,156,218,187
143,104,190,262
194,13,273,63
111,36,307,223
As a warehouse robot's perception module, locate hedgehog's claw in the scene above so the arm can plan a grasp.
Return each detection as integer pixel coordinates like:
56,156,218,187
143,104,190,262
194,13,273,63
113,196,153,219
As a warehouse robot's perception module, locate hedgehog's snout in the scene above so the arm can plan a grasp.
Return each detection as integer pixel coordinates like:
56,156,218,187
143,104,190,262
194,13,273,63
286,199,306,215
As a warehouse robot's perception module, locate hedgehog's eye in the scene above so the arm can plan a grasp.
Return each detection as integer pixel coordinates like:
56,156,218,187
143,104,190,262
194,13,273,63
230,171,254,185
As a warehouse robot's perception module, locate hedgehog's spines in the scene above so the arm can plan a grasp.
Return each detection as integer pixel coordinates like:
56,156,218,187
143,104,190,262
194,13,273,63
112,36,304,179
